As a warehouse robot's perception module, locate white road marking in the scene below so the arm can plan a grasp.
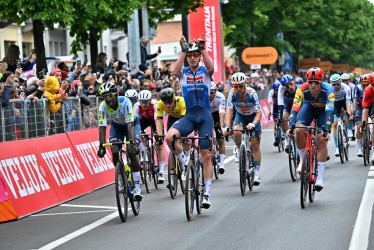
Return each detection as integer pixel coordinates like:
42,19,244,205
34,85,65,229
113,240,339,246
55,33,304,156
349,179,374,250
370,166,374,171
224,155,235,164
368,171,374,177
31,210,115,217
38,212,118,250
60,204,116,210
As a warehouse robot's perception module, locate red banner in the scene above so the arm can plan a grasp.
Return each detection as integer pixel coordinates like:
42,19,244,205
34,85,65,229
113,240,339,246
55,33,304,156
260,99,274,128
188,0,223,83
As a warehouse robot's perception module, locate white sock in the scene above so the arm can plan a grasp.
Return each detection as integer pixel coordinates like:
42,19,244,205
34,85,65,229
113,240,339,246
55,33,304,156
317,162,325,182
285,136,290,145
159,161,165,174
133,171,141,189
219,154,225,166
139,142,145,152
357,138,362,150
204,179,212,196
255,165,260,176
298,148,306,161
177,152,187,165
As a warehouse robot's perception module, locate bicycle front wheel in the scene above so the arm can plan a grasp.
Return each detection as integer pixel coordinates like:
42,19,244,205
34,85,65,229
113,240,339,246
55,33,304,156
130,176,140,216
185,160,195,221
167,153,178,199
338,126,345,164
300,150,310,209
142,149,152,193
277,129,282,152
239,145,247,196
151,145,159,189
212,141,220,180
196,160,204,214
115,162,128,222
247,150,254,191
343,128,349,161
288,140,297,182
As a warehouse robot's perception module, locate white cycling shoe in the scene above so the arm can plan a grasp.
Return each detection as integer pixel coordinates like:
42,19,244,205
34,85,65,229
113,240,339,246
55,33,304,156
334,148,340,157
201,195,211,209
296,161,302,173
357,149,363,157
253,175,261,186
133,188,143,201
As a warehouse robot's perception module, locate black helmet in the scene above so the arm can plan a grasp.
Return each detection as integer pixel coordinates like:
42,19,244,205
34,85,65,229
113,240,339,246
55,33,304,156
160,88,175,104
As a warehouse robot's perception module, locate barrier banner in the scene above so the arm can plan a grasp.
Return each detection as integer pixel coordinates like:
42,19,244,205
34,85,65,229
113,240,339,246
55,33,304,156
0,176,17,222
188,0,224,83
259,99,274,127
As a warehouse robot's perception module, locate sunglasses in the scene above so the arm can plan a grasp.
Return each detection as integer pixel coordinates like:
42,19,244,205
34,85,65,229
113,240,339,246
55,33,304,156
164,100,174,105
140,100,150,105
307,80,321,86
233,84,245,89
332,83,341,87
103,93,115,100
186,52,201,58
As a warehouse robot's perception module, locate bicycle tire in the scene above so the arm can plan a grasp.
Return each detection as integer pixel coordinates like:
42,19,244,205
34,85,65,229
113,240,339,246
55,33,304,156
196,160,204,214
115,162,128,222
338,127,345,164
288,140,297,182
139,154,145,184
179,156,186,195
300,150,309,209
167,153,178,199
343,128,349,161
277,129,282,153
364,131,369,166
130,174,140,216
239,145,247,196
151,145,159,189
247,150,254,191
309,147,317,202
185,160,195,221
212,141,220,180
142,149,152,193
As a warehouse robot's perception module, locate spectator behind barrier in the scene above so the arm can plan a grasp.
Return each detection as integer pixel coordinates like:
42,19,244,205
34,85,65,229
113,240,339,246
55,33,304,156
0,70,14,107
2,45,36,73
44,76,68,114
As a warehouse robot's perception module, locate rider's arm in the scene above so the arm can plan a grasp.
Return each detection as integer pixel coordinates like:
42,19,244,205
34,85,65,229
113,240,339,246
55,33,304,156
98,102,108,144
225,91,234,128
252,91,262,125
200,50,214,75
218,93,226,127
267,89,273,114
179,97,186,117
325,86,335,133
345,85,352,115
155,101,164,135
353,86,358,114
289,87,304,127
362,87,374,124
171,52,186,77
277,86,285,120
126,121,136,143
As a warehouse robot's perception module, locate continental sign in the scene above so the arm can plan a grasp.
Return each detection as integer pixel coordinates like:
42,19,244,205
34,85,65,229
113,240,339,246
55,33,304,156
298,58,320,69
241,47,278,65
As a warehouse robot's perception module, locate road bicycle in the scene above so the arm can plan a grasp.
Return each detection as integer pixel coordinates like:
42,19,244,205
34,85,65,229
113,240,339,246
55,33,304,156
361,121,373,166
288,134,300,182
230,127,259,196
275,119,285,152
335,113,349,164
140,133,163,193
171,134,211,221
290,121,327,209
167,141,186,199
102,140,140,222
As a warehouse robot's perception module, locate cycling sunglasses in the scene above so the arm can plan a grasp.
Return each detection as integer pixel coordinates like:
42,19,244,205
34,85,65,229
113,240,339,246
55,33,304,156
186,52,201,58
307,80,321,86
140,100,150,105
332,83,341,87
103,93,115,100
233,84,245,89
164,100,174,105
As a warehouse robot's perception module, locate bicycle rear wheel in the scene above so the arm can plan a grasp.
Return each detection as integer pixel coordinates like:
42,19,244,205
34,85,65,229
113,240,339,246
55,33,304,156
338,126,345,164
130,176,140,216
212,141,220,180
185,160,195,221
363,132,369,166
343,128,349,161
142,149,152,193
288,140,297,182
239,145,247,196
277,129,282,152
167,153,178,199
151,145,159,189
300,150,310,209
196,160,204,214
179,157,186,194
115,162,128,222
309,147,317,202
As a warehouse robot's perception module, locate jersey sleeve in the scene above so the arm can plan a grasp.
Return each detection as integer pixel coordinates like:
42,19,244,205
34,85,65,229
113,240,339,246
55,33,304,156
219,94,226,114
277,86,285,106
156,101,164,119
124,98,135,123
133,102,140,117
252,90,261,112
362,87,374,108
325,85,335,132
153,100,158,120
344,85,352,102
179,97,187,116
226,90,234,109
98,101,108,127
268,89,274,103
289,86,305,126
353,86,358,101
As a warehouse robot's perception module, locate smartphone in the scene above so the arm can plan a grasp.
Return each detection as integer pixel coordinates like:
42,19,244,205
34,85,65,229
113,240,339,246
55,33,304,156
77,60,81,69
16,60,21,68
158,46,161,53
31,49,35,54
38,71,44,80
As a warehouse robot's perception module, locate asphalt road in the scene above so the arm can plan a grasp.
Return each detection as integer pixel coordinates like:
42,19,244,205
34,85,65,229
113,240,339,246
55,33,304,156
0,129,373,250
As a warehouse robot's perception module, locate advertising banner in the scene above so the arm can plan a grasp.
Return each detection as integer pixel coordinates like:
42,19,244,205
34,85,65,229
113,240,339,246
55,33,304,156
188,0,224,83
259,99,274,128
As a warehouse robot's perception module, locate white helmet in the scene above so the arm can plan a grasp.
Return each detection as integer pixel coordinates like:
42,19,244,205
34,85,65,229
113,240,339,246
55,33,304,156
231,72,247,85
138,90,152,100
125,89,138,99
210,82,218,91
330,74,341,84
340,73,350,80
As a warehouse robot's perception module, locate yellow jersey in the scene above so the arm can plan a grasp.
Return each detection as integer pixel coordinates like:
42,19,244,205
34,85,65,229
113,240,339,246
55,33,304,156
156,96,186,119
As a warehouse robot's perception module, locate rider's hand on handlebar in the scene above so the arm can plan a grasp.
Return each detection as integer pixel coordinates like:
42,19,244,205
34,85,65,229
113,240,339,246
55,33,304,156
246,123,255,130
97,143,106,158
286,129,294,138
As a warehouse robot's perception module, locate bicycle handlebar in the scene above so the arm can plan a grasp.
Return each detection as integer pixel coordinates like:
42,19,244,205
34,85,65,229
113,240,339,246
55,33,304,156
171,134,212,151
102,140,133,147
229,127,260,141
289,124,327,137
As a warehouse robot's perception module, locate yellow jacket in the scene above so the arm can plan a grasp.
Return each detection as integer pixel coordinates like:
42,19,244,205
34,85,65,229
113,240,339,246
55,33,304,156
44,76,62,113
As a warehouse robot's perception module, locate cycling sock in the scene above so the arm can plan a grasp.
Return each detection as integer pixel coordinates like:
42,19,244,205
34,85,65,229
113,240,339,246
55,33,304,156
254,161,260,174
139,142,145,152
133,171,141,189
204,179,212,196
219,154,225,166
333,136,338,148
317,162,325,182
285,136,290,145
357,138,362,150
177,152,187,165
298,148,306,161
159,161,165,173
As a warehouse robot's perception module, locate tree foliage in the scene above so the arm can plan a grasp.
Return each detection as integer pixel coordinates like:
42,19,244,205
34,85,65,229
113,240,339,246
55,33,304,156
222,0,374,70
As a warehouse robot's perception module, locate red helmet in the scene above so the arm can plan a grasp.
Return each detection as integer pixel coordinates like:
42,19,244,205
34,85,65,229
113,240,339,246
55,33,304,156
306,67,324,80
369,72,374,84
361,74,370,85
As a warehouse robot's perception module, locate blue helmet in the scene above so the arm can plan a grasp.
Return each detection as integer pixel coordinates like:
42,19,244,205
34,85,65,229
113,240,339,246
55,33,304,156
273,81,281,92
280,74,293,86
295,77,304,86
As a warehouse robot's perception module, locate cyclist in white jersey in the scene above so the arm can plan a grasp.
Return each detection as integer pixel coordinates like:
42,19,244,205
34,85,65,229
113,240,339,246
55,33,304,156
167,34,214,208
210,82,226,174
341,73,355,138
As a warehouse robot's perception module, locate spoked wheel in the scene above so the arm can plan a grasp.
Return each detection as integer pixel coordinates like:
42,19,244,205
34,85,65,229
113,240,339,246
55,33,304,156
130,175,140,216
142,149,152,193
277,129,282,153
196,161,204,214
185,161,195,221
151,145,159,189
239,145,247,196
343,129,349,162
300,150,310,209
115,162,128,222
338,127,345,164
288,141,297,182
363,132,369,166
138,154,145,184
309,148,317,202
212,142,220,180
167,153,178,199
179,157,186,194
247,150,254,191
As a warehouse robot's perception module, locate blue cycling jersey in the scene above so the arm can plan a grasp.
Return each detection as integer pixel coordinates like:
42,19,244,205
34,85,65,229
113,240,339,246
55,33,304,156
354,85,364,106
179,66,211,111
226,87,261,116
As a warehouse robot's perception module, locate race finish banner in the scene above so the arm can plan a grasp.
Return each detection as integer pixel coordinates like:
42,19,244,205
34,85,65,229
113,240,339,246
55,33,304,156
188,0,224,83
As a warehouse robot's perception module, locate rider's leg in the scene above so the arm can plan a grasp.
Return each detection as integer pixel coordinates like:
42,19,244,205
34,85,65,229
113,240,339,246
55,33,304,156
282,111,290,146
201,149,213,196
218,138,225,167
251,138,261,172
156,143,165,173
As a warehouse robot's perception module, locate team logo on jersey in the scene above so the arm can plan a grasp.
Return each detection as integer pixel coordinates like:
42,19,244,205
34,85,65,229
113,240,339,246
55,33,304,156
328,92,335,102
186,75,204,84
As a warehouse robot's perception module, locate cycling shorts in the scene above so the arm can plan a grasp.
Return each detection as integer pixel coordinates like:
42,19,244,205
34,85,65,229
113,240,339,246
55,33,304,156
109,120,141,143
283,100,293,114
167,115,180,131
333,99,347,117
296,101,327,133
172,106,213,149
212,111,223,140
356,106,362,125
139,115,156,132
233,112,262,138
273,104,279,121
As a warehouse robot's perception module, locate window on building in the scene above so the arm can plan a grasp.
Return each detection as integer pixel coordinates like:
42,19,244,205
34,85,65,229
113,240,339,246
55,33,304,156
22,43,31,58
54,42,59,56
112,47,118,60
60,42,67,56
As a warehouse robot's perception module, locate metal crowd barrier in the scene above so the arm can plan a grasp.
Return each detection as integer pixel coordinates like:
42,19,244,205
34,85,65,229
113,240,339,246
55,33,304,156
0,95,100,143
